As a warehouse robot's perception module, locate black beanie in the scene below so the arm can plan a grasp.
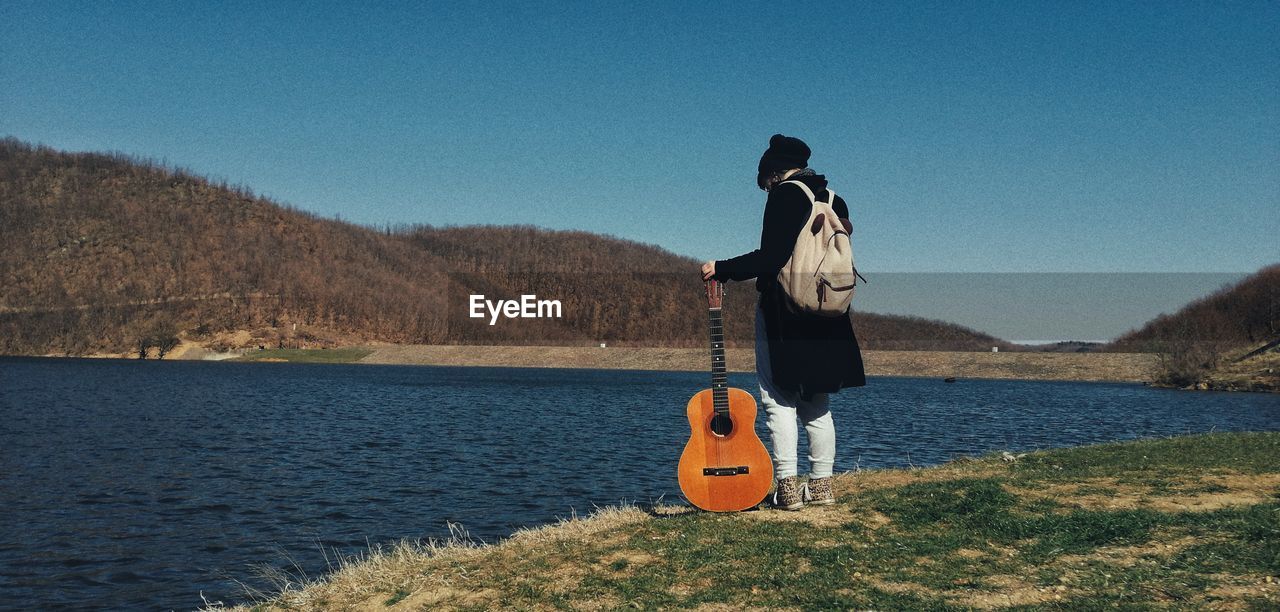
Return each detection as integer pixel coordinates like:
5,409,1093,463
757,134,811,185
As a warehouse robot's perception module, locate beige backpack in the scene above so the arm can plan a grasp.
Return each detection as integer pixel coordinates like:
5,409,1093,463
776,180,860,316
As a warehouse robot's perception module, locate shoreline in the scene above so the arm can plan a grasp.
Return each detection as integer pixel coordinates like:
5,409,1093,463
22,344,1160,383
359,344,1158,383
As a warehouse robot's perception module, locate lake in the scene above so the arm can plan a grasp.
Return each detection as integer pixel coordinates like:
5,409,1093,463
1,357,1278,610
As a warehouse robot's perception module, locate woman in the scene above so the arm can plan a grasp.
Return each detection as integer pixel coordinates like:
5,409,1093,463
701,134,865,510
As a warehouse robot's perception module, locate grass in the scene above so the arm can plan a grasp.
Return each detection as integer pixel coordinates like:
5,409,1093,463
211,432,1280,610
231,347,373,364
383,587,410,606
1204,350,1280,393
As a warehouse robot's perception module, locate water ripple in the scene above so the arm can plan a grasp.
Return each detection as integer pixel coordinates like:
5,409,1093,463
1,357,1278,609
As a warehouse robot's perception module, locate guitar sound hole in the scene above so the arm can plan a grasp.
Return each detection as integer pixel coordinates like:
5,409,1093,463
709,414,734,436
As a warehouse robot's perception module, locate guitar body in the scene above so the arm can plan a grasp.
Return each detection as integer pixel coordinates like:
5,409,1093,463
678,387,774,512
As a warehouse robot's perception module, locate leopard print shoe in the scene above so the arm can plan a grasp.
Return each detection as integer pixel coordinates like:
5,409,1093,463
804,476,835,506
772,476,803,511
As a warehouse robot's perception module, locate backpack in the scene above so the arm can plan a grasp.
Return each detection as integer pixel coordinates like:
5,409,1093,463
776,180,861,316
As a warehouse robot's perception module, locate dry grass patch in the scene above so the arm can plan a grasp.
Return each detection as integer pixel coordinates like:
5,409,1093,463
853,509,893,530
649,503,696,518
742,503,852,528
1202,574,1280,610
368,585,499,610
864,570,1062,609
1055,531,1202,569
1013,472,1280,514
666,576,712,598
833,462,1005,494
862,576,935,597
505,506,650,547
539,558,591,599
598,550,659,573
867,571,1058,609
955,574,1056,609
690,603,788,612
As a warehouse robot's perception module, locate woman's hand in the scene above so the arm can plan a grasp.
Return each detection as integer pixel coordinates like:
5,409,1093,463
701,261,716,281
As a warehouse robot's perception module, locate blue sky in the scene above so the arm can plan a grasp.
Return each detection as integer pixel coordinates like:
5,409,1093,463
2,1,1277,277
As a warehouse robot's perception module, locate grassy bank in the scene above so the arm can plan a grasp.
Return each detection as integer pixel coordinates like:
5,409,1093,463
1194,351,1280,393
217,431,1280,610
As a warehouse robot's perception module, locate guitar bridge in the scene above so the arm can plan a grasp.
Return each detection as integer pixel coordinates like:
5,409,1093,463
702,466,750,476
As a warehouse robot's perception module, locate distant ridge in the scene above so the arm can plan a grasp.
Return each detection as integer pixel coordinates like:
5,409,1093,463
1016,341,1106,353
1,138,1013,355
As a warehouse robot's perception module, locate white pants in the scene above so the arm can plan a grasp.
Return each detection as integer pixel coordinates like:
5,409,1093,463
755,304,836,479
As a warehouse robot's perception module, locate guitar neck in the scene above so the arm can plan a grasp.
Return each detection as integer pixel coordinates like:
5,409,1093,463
708,306,728,416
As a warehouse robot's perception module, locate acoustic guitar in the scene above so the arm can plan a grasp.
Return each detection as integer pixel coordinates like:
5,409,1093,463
677,280,774,512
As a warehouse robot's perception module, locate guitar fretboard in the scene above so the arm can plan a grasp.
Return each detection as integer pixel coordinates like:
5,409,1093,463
709,307,728,416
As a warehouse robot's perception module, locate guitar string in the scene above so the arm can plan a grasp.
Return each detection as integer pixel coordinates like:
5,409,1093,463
710,296,724,474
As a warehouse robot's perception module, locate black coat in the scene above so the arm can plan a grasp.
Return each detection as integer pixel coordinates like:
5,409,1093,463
714,173,866,397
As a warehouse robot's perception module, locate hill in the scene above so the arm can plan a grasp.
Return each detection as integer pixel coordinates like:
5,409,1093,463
1106,264,1280,387
0,138,452,355
1108,265,1280,352
0,138,1011,356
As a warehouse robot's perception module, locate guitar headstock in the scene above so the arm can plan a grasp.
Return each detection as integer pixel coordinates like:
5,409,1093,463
705,279,723,309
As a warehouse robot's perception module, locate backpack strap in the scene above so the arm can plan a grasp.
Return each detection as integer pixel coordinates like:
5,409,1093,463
782,180,838,205
780,179,816,203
